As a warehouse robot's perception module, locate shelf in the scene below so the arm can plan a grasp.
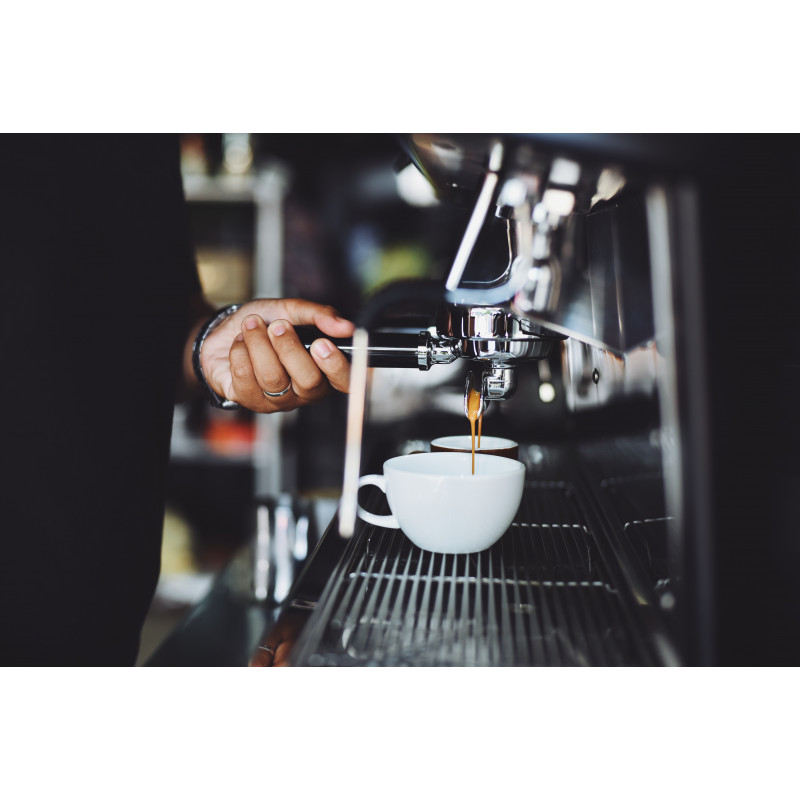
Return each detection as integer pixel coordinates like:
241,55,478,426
183,165,290,205
182,173,257,203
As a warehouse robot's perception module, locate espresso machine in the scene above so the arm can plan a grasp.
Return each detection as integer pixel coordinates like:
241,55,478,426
267,134,800,667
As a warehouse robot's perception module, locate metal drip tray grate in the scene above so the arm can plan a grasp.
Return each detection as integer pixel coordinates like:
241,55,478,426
600,473,667,524
291,481,653,666
596,470,674,589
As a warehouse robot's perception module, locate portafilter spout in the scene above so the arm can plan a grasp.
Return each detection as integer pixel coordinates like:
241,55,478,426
437,303,564,405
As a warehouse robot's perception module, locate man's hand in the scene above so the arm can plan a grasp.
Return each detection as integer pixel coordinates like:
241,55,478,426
199,299,354,412
249,609,309,667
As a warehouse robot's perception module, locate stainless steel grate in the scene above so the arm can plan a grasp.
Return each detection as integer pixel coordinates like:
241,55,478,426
600,473,667,523
595,470,674,589
290,480,655,666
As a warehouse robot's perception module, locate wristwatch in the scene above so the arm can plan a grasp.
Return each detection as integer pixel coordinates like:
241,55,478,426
192,303,242,410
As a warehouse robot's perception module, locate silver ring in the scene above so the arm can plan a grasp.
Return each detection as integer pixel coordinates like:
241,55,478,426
259,645,276,657
263,384,291,398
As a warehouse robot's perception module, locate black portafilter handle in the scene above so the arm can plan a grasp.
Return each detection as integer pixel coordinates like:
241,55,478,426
294,325,436,369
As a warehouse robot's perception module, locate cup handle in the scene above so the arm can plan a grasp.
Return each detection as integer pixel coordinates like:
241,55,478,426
357,475,401,529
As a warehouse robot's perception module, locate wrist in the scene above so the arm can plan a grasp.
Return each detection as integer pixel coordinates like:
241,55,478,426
192,303,242,410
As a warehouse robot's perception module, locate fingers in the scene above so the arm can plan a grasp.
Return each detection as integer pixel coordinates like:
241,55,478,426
248,609,308,666
229,315,299,411
266,319,331,402
309,337,351,394
229,314,348,412
272,300,352,393
228,335,291,412
272,639,293,667
247,635,291,667
248,646,275,667
199,299,355,412
264,298,355,339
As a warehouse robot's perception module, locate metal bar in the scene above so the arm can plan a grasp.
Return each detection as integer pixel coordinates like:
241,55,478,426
355,529,406,658
338,328,370,538
362,530,404,661
485,549,501,665
530,519,561,665
377,536,415,665
519,494,553,664
402,547,428,657
465,555,477,665
647,183,715,665
569,470,667,666
445,142,503,293
503,533,532,665
552,526,592,638
495,543,517,665
336,528,384,656
563,524,613,664
472,553,485,666
425,555,448,664
253,166,290,499
518,488,546,664
443,555,459,664
541,524,588,665
514,526,548,665
556,525,602,665
413,552,437,663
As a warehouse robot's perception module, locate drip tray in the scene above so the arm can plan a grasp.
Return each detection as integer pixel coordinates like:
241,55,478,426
290,480,658,666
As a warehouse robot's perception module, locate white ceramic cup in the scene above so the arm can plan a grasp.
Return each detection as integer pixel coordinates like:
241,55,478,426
357,452,525,554
430,435,519,461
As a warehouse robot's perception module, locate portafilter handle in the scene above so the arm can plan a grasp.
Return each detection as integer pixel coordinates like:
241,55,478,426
294,326,459,370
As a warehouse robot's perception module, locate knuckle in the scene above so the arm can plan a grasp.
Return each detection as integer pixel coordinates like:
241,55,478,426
320,355,349,380
231,362,253,383
284,298,303,318
291,365,323,393
312,305,337,325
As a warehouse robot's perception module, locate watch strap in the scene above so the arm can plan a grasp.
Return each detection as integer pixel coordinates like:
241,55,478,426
192,303,242,410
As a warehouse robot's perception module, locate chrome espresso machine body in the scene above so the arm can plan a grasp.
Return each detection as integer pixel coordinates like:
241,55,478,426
284,134,799,667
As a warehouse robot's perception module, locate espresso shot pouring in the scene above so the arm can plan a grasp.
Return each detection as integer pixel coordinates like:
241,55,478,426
465,369,488,474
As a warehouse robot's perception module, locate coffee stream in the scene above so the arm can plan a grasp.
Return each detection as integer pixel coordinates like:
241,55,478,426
466,385,483,475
